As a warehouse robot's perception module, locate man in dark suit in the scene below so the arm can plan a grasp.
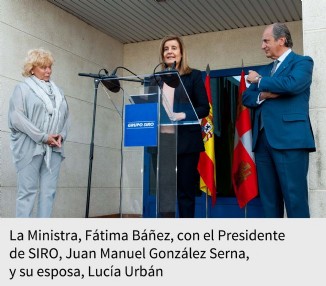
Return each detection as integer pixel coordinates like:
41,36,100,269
242,23,315,218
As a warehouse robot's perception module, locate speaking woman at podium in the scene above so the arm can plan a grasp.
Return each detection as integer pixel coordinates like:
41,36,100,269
158,35,209,218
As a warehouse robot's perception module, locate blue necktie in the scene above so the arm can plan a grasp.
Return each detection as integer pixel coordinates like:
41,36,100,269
270,60,279,76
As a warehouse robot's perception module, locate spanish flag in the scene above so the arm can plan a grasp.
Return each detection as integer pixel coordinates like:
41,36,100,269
198,66,216,206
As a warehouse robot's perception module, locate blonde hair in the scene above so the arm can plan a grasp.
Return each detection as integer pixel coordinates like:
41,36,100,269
159,35,192,75
22,48,54,77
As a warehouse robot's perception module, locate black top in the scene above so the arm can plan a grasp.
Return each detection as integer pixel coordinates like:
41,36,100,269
177,69,209,154
145,69,209,154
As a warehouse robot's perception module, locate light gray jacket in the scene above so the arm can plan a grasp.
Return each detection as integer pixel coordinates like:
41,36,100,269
8,81,69,171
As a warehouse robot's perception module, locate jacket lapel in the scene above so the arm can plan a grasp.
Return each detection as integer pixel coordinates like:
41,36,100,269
272,51,295,77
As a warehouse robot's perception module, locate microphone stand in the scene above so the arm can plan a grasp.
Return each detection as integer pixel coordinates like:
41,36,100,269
78,73,102,218
78,72,144,218
79,72,116,218
86,78,100,218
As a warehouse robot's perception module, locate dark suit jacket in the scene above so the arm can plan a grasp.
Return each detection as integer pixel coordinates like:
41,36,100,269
177,69,209,154
242,51,315,152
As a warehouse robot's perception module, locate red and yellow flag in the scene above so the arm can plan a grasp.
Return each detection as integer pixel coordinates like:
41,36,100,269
198,71,216,206
232,70,258,208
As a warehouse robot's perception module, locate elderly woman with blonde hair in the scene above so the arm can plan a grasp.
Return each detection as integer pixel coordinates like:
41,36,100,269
8,48,69,218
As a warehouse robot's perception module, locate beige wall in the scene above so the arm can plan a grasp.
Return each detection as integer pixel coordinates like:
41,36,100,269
124,21,303,73
302,0,326,217
0,0,124,217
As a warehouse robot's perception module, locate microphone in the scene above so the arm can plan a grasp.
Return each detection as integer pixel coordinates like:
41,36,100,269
160,61,179,88
101,69,121,93
164,61,176,70
78,72,104,78
78,69,121,93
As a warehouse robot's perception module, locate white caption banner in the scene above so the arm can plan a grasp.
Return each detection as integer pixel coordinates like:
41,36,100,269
1,218,325,285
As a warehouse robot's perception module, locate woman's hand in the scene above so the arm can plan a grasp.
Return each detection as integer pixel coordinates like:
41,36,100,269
46,134,62,147
171,112,186,121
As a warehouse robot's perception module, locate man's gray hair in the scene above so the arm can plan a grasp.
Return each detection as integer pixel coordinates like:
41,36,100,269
272,23,293,48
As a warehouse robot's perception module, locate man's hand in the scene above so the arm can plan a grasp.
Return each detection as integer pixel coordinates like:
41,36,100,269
259,92,280,100
246,70,261,84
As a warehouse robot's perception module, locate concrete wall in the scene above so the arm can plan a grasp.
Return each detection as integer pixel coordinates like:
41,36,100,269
124,21,303,73
0,0,124,217
302,0,326,217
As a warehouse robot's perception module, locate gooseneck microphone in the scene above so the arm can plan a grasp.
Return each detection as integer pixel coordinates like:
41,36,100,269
164,61,177,71
101,68,121,93
78,72,105,78
79,66,146,94
78,69,121,93
159,61,179,88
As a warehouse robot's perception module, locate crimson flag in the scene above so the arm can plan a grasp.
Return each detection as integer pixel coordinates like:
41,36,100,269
232,70,258,208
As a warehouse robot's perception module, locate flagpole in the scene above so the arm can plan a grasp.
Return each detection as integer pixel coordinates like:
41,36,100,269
198,64,215,219
232,61,259,216
205,64,210,219
244,59,254,219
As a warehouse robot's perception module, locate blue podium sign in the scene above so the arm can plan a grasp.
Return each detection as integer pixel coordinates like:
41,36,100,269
124,103,158,147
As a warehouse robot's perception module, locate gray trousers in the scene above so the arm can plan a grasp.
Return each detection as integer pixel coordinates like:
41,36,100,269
16,152,62,218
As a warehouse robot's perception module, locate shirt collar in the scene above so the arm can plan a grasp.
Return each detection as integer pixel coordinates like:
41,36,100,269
277,49,292,64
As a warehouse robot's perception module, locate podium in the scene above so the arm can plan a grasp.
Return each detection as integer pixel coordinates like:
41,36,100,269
119,71,200,218
79,70,200,218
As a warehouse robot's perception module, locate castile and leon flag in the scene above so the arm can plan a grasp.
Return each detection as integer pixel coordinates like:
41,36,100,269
232,69,258,208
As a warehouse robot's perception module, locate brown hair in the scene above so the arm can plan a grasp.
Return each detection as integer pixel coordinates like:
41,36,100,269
159,35,192,75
